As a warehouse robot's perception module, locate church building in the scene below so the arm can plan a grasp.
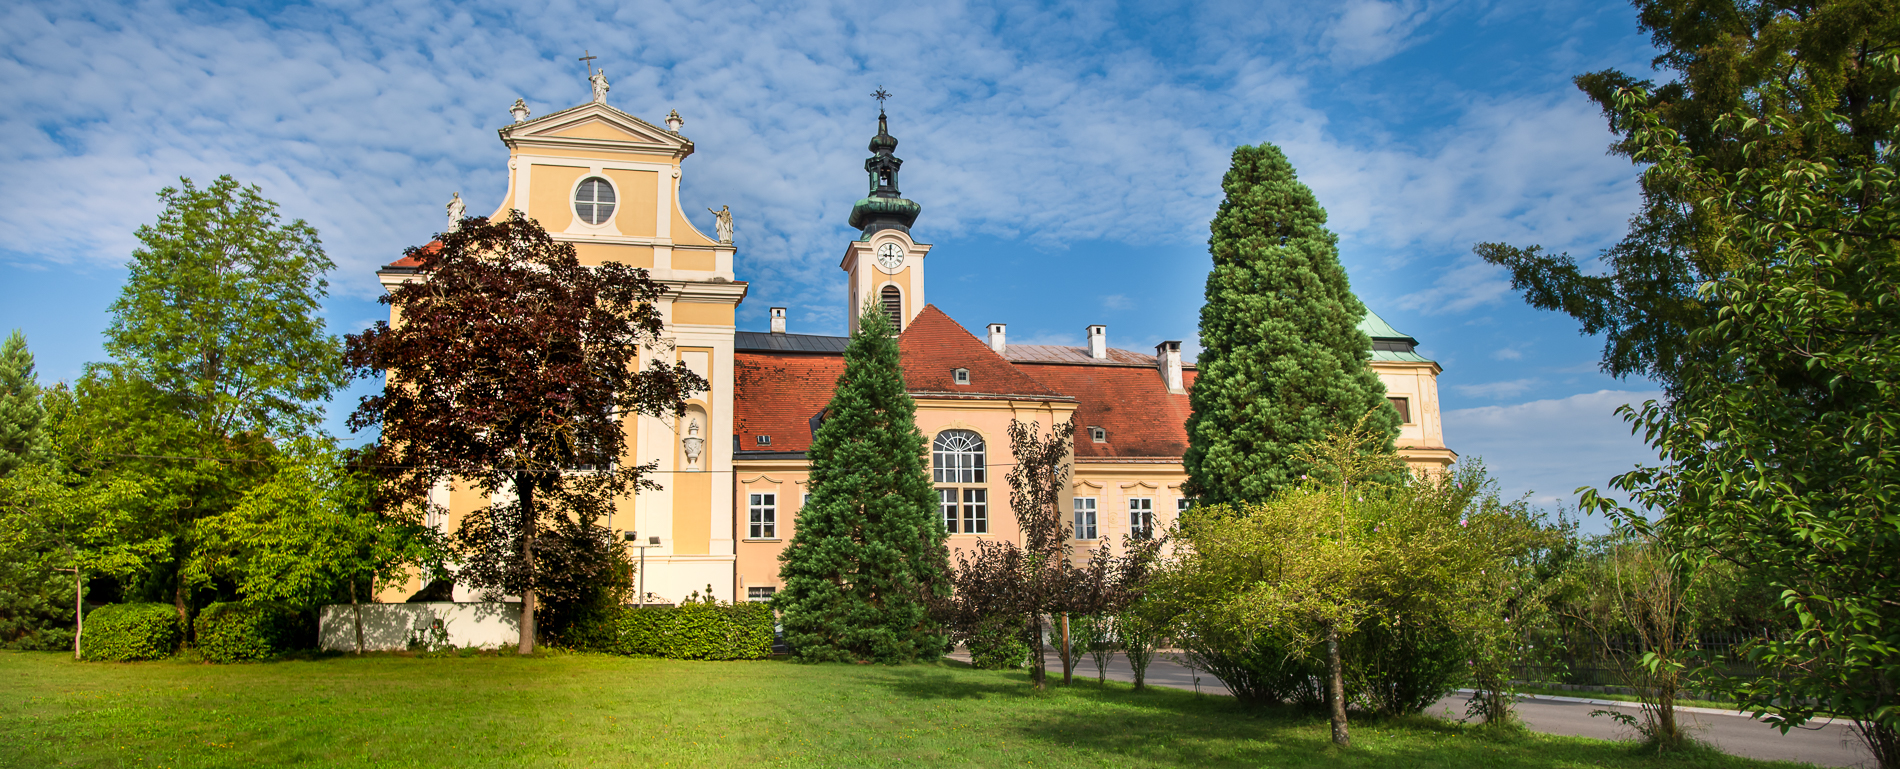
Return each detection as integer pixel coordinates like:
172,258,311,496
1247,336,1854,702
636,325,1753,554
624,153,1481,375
376,83,1456,605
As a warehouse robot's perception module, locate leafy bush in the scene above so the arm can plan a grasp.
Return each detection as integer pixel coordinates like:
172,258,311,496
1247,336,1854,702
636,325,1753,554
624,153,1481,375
966,614,1029,670
1181,633,1326,708
598,600,773,660
194,602,304,663
1344,618,1469,716
81,603,181,661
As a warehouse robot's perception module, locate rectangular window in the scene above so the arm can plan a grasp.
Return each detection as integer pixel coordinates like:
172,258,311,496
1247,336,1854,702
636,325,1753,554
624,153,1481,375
962,488,988,534
1130,497,1154,539
1388,396,1412,424
1073,497,1098,540
802,493,811,507
746,586,776,602
940,488,960,533
748,492,777,539
1177,497,1192,514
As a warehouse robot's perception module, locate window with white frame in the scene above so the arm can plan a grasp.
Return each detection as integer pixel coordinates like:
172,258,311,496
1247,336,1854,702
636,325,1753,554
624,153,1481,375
1130,497,1155,539
748,493,777,539
1178,497,1192,514
574,177,617,225
933,430,987,534
953,368,970,385
1073,497,1098,540
746,586,776,602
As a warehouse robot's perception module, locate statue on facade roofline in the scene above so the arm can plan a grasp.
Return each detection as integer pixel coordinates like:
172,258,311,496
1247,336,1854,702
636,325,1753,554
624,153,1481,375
446,192,465,232
589,69,610,103
708,205,734,243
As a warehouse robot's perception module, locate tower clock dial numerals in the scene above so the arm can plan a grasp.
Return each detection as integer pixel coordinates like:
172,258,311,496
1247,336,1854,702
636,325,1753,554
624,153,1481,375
875,242,905,273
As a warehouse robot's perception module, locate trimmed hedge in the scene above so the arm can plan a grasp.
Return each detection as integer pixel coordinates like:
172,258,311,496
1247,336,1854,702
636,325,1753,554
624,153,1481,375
81,603,182,661
602,602,773,660
194,602,302,663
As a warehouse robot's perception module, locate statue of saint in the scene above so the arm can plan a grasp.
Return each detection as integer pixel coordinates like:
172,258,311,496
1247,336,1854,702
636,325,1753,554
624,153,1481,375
589,70,610,103
707,205,734,243
446,192,465,232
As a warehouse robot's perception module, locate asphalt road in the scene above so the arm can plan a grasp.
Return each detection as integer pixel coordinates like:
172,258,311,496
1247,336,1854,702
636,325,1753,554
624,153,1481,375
951,649,1874,767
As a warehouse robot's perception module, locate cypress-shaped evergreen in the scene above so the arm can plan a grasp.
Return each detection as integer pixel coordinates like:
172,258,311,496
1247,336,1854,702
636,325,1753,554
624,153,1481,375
776,302,950,663
1184,144,1398,505
0,330,48,478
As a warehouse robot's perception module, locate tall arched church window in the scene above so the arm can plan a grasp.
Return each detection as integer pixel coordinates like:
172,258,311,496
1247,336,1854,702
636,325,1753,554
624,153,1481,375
933,430,986,534
574,177,616,225
880,285,903,330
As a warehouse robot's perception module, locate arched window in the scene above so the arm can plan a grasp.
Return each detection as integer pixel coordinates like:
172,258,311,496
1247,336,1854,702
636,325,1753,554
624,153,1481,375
574,177,616,225
880,285,903,330
933,430,987,534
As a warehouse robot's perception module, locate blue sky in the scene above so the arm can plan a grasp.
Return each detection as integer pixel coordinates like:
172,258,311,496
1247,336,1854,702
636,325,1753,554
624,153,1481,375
0,0,1663,523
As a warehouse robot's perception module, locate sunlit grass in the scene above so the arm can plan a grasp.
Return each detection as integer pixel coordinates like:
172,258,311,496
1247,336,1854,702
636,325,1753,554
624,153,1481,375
0,651,1808,768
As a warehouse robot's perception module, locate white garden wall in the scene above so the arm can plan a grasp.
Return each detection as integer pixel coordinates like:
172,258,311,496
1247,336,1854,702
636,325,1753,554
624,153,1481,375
318,602,521,651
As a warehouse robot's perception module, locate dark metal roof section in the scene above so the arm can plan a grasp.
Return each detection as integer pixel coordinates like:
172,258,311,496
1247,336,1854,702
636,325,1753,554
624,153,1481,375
735,331,850,353
848,108,922,236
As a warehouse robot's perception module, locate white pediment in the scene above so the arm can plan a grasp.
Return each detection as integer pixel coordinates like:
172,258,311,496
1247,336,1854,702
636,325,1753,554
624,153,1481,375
501,102,692,157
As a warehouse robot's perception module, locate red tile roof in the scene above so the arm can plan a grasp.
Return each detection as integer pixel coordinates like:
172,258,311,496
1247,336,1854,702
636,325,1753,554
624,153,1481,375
733,352,846,453
733,305,1195,460
1013,364,1195,459
384,240,442,269
898,305,1067,399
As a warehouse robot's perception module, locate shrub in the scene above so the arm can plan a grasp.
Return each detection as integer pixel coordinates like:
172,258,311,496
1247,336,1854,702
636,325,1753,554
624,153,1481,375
1180,633,1326,708
1345,617,1469,716
194,602,304,663
81,603,182,661
966,614,1029,670
602,601,773,660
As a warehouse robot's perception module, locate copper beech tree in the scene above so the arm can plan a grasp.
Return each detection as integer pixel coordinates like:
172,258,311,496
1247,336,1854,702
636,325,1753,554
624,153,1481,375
345,214,706,654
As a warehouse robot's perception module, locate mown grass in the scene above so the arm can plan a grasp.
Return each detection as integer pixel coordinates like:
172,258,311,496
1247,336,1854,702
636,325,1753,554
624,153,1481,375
0,650,1810,768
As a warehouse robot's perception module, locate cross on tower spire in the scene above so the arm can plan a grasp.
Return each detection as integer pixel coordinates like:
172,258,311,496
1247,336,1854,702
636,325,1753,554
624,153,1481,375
579,50,599,75
871,87,891,115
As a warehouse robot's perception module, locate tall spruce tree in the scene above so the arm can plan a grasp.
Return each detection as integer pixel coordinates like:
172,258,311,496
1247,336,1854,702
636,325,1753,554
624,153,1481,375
776,302,950,663
0,331,48,478
1184,143,1397,505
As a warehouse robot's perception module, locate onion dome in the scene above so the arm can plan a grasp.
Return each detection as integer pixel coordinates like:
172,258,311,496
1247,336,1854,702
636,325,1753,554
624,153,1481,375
848,109,922,235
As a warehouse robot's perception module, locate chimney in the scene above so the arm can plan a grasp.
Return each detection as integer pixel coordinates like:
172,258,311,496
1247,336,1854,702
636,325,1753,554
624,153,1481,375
770,307,786,334
987,323,1007,354
1087,325,1107,359
1156,341,1185,394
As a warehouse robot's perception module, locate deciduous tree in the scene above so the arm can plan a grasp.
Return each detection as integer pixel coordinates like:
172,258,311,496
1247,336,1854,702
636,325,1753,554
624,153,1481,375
346,213,703,655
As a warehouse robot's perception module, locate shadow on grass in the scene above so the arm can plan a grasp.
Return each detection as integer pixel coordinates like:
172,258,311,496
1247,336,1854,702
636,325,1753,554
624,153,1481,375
856,665,1784,768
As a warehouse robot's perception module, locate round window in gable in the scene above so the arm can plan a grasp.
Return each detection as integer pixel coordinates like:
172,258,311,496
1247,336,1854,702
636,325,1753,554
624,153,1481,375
574,177,617,225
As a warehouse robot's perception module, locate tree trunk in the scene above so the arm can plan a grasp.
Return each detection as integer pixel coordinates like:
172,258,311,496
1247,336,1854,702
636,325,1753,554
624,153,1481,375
349,579,365,655
71,568,83,661
1029,613,1045,690
517,473,537,656
1327,622,1351,748
1060,613,1073,685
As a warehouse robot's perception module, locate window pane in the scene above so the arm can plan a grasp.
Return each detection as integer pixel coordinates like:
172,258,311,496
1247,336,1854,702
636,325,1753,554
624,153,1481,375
940,488,959,533
1388,397,1411,424
963,488,988,534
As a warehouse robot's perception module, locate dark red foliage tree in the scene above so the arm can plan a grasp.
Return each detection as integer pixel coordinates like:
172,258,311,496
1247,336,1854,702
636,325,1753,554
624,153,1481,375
345,214,705,654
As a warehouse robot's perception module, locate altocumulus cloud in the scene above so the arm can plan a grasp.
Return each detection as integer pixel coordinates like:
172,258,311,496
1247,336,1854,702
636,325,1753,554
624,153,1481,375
3,0,1640,330
1445,389,1664,523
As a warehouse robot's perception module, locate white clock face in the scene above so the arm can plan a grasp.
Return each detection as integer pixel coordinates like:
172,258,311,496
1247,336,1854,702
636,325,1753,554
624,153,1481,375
875,242,905,273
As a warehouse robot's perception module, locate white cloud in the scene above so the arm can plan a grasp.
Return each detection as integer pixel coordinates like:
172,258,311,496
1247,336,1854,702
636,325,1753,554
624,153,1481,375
1445,389,1664,521
1491,346,1524,360
1101,294,1135,311
1452,377,1542,399
1323,0,1431,68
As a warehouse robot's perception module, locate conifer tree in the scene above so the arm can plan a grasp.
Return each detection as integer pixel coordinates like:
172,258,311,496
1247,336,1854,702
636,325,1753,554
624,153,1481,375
1184,144,1397,505
0,331,48,478
776,302,950,663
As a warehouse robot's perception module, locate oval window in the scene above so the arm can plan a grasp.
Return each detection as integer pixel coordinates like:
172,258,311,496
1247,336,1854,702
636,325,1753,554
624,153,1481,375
574,177,616,225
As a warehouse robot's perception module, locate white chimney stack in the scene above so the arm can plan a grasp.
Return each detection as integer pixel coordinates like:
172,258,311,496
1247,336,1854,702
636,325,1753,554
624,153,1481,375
1156,341,1185,394
987,323,1007,354
1087,325,1107,359
770,307,787,334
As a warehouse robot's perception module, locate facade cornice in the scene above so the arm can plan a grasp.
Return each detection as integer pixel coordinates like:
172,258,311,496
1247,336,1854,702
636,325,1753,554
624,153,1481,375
500,102,693,161
664,279,749,304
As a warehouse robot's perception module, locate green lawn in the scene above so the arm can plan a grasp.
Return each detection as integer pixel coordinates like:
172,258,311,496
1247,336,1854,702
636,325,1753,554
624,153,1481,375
0,651,1808,769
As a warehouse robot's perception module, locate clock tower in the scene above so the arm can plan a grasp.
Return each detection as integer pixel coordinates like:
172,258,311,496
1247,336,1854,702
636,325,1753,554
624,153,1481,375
842,106,930,334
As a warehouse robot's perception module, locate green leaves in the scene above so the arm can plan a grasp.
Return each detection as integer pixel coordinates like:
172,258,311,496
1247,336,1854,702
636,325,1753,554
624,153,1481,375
1185,143,1397,505
776,301,948,664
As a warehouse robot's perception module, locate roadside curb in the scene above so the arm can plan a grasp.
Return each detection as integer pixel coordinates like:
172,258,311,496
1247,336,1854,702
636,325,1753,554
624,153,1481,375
1452,689,1761,719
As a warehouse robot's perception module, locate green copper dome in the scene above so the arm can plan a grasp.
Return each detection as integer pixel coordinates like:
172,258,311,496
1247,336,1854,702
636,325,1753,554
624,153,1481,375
849,195,921,231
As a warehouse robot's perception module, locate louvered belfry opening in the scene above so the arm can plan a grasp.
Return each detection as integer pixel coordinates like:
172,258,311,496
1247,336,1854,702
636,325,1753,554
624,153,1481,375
881,285,903,330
